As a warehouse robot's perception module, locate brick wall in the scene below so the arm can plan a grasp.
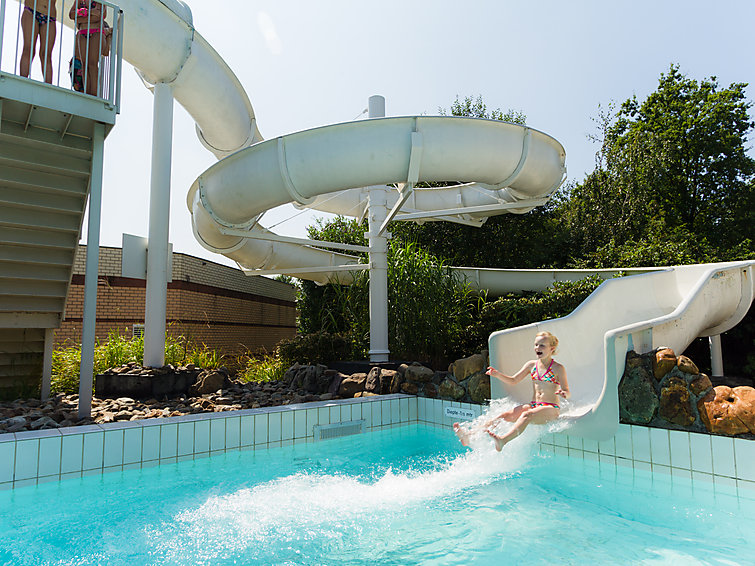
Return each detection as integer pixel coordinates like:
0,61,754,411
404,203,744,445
57,246,297,355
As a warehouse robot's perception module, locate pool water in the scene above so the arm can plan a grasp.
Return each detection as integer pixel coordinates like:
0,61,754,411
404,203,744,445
0,423,752,565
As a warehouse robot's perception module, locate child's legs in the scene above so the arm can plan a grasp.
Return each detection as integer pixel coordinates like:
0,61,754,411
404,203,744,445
497,405,558,444
85,36,103,95
487,404,528,427
37,21,56,83
19,10,36,77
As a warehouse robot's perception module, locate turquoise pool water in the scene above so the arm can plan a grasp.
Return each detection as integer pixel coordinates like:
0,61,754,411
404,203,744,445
0,423,752,565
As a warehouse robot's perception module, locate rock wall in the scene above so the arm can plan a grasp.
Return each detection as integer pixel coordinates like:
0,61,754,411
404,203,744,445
619,347,755,438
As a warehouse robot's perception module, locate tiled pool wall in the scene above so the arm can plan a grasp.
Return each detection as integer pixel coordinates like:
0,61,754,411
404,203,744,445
540,424,755,494
2,395,752,493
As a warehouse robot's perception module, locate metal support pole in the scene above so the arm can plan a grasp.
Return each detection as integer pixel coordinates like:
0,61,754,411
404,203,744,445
78,123,106,419
367,95,389,362
709,334,724,377
143,82,174,368
41,328,54,400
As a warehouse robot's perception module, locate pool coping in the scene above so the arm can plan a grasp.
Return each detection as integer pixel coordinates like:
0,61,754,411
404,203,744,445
1,396,753,496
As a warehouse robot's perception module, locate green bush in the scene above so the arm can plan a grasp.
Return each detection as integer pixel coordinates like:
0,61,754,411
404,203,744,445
276,331,353,367
237,351,288,383
456,275,605,354
51,330,225,395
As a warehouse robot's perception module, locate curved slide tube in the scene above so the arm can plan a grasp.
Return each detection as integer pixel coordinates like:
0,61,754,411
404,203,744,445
488,261,755,440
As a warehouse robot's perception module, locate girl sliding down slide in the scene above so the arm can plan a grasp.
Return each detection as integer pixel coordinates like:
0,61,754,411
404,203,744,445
454,331,570,451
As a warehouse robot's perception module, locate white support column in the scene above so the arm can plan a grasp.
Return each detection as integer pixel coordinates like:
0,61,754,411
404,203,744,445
143,82,174,368
709,334,724,377
78,123,106,420
367,95,389,362
40,328,54,400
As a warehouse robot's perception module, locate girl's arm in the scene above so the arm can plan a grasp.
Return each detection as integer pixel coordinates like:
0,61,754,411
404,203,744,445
555,364,570,399
486,362,533,386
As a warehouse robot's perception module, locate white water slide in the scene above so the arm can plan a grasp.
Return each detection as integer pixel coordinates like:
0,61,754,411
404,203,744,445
490,262,755,440
58,1,753,440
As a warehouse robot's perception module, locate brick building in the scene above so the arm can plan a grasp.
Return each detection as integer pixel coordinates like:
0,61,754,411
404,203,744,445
57,246,297,355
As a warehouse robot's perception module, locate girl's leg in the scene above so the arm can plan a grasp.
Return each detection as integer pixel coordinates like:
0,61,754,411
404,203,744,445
37,19,57,83
487,405,558,452
455,404,531,447
19,10,36,78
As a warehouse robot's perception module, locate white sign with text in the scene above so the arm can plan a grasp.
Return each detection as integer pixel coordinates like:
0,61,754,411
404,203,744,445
444,406,475,421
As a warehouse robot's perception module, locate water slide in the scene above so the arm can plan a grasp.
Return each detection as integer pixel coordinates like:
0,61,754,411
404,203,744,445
47,1,754,439
489,261,755,440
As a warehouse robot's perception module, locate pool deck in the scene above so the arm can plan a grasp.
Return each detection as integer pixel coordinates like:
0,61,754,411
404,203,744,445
1,395,753,496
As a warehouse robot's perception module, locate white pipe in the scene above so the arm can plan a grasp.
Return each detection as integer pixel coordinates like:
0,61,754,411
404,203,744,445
709,334,724,377
78,123,106,420
367,98,389,362
143,82,174,368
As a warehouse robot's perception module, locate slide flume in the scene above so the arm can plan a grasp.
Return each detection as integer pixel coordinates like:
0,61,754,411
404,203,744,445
489,262,755,440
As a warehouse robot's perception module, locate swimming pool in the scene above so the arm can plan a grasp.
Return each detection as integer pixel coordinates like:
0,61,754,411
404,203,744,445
1,422,752,565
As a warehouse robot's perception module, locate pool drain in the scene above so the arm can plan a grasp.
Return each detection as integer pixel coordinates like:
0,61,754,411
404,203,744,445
313,419,366,441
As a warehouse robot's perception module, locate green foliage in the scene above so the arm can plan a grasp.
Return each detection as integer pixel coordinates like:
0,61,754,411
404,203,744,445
50,330,225,395
276,331,353,367
237,351,287,383
560,65,755,261
440,94,526,124
457,276,605,354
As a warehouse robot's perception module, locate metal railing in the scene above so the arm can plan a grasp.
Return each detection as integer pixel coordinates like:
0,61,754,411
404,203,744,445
0,0,123,110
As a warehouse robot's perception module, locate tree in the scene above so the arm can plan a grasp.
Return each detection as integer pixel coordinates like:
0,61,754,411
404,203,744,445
560,65,755,261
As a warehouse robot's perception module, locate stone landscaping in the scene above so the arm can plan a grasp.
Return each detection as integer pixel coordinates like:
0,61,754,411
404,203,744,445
619,347,755,438
0,353,492,434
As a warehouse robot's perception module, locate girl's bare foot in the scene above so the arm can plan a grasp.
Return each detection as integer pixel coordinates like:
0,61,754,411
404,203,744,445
453,422,470,447
487,429,505,452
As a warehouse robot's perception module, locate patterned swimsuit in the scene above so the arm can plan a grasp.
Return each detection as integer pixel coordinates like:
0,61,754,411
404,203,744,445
529,360,560,410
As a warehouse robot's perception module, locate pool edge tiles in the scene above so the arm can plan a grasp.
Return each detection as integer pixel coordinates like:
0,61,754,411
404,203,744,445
0,394,428,490
541,424,755,497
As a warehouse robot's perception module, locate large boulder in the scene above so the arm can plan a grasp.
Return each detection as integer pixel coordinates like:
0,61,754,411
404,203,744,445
189,369,228,396
448,351,487,382
658,376,695,427
338,374,366,397
698,386,755,435
365,367,381,393
677,355,699,375
619,364,658,424
439,377,465,401
653,348,677,380
404,363,435,383
465,371,491,404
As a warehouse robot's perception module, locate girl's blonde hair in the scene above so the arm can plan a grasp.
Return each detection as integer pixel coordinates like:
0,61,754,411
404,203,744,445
536,331,559,352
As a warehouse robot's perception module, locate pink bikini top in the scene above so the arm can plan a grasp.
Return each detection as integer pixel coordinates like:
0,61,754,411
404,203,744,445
531,360,560,386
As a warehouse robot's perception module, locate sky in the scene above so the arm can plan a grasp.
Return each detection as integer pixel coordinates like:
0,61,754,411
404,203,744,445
7,0,755,267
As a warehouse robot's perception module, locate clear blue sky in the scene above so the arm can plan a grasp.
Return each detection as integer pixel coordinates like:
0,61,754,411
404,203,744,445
96,0,755,266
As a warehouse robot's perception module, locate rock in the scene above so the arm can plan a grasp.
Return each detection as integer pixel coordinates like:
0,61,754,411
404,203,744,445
618,364,658,424
365,367,381,393
319,393,334,401
379,370,398,395
466,371,491,404
677,355,699,375
424,383,439,398
386,370,403,394
658,376,695,427
448,351,487,381
339,374,367,397
690,374,712,396
698,386,755,435
439,377,465,401
653,348,677,380
404,363,434,383
190,370,228,396
327,371,346,396
401,382,419,395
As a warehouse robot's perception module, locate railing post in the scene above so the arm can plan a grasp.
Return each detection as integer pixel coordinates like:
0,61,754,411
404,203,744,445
143,82,174,368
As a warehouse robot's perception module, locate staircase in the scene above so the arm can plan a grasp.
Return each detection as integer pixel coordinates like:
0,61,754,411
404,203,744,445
0,74,116,398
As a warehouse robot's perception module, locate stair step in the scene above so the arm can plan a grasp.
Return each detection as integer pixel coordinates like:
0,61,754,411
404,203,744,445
0,226,79,250
0,204,83,233
0,262,71,285
0,245,74,267
0,139,91,177
0,296,66,312
0,278,68,298
0,122,93,157
0,186,87,215
0,328,46,342
0,165,90,196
